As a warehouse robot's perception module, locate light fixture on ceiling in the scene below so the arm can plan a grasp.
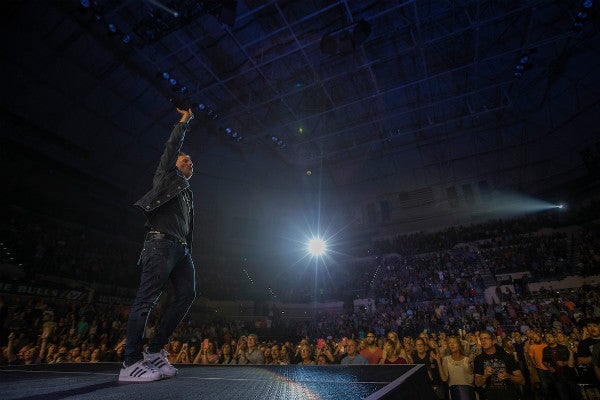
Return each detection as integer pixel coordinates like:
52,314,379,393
513,49,536,79
574,0,595,30
271,136,286,149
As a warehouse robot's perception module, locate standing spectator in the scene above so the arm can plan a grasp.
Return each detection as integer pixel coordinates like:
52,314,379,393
528,330,550,398
542,331,579,400
119,107,197,383
577,319,600,384
438,336,476,400
360,331,382,364
340,339,368,365
474,331,525,400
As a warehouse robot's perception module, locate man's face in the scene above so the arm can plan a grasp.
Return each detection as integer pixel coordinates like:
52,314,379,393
546,332,557,344
346,340,358,355
480,334,495,350
176,155,193,179
587,323,600,338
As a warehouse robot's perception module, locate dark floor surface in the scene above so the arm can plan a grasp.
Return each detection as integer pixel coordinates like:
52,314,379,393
0,363,431,400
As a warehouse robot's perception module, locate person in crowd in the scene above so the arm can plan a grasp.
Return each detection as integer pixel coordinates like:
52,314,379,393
218,343,236,364
379,339,407,364
267,344,281,365
317,354,329,365
387,331,410,362
193,340,219,364
298,344,315,365
340,339,368,365
577,318,600,384
527,330,550,399
119,107,197,383
237,334,264,364
542,331,579,400
360,331,382,364
278,345,292,365
438,336,476,400
89,348,101,363
175,341,191,364
474,331,525,400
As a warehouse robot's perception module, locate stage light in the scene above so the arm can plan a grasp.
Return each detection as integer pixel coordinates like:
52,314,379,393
179,86,187,93
122,34,131,44
226,128,232,134
162,72,170,79
80,0,91,8
583,0,593,8
198,103,205,110
108,23,117,33
169,78,177,86
307,238,327,256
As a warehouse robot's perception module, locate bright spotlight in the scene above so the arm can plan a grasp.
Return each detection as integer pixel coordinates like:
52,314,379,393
307,238,327,256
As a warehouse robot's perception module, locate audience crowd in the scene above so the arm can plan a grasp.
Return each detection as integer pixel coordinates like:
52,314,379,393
1,200,600,399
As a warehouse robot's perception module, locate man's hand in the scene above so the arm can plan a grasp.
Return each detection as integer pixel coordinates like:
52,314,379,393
177,108,194,123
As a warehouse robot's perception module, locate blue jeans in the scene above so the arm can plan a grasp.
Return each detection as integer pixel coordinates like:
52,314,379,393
124,237,196,364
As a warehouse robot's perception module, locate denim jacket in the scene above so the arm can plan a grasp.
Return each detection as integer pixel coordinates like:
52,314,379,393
134,122,194,248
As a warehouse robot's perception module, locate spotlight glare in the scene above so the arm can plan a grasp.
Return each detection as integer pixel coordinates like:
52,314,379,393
307,238,327,256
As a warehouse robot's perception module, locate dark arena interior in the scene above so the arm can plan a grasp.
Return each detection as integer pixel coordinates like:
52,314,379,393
1,1,599,399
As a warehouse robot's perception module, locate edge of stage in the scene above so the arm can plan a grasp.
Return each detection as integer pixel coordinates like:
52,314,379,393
1,363,437,400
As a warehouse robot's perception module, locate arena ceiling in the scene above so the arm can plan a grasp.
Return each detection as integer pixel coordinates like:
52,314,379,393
2,0,599,234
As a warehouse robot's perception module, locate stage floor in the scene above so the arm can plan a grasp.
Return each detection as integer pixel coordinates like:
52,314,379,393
1,363,434,400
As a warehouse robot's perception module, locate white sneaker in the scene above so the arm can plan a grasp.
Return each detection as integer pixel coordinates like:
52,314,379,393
144,348,178,378
118,360,162,383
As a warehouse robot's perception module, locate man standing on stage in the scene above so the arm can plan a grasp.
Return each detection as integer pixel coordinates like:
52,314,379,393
119,107,197,382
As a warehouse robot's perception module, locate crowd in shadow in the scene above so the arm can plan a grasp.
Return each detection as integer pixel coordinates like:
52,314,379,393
1,201,600,399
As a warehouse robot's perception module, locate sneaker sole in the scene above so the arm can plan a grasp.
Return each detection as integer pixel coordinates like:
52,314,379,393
118,375,163,383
